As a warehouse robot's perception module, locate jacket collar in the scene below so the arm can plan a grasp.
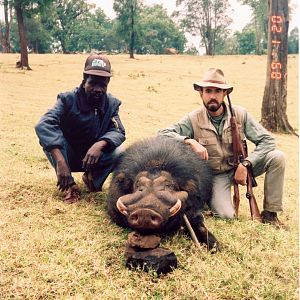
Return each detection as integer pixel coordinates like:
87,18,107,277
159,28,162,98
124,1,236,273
200,103,231,132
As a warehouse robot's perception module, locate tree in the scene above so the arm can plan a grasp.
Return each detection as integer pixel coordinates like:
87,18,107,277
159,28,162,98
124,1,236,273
69,8,115,53
235,26,257,54
261,0,297,135
174,0,232,55
1,0,12,52
213,26,231,54
9,3,58,54
24,14,52,53
136,5,186,54
113,0,143,58
14,1,30,68
7,0,52,69
239,0,268,55
52,0,91,53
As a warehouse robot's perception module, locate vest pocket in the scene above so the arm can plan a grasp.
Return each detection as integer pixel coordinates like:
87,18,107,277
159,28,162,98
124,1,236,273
199,136,217,146
199,136,219,157
208,157,222,171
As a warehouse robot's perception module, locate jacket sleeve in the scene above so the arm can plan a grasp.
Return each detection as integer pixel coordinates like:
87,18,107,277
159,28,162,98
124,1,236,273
157,115,194,142
35,94,66,152
98,105,126,150
244,111,276,166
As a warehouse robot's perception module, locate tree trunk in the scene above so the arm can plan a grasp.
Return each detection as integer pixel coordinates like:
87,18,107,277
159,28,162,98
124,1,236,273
129,3,135,59
254,15,261,55
129,20,135,58
15,5,31,70
3,0,11,53
261,0,296,135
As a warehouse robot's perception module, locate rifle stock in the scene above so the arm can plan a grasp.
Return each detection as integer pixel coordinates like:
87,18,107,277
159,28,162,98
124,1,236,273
246,173,261,221
227,95,262,222
233,183,240,216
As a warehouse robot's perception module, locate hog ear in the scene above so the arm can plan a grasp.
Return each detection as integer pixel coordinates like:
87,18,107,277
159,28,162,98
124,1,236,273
115,172,133,193
115,172,126,183
183,179,197,194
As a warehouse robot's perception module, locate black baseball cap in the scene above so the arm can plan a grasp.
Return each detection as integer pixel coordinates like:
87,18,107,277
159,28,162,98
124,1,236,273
83,54,112,77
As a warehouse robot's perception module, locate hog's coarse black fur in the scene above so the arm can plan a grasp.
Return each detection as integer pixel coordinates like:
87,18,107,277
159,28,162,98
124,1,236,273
107,136,218,248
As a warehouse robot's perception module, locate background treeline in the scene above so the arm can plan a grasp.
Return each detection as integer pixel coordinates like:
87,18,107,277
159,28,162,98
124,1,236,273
0,0,298,55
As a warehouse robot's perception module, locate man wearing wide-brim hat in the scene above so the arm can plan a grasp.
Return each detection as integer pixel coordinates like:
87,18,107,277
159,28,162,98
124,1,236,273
158,68,286,228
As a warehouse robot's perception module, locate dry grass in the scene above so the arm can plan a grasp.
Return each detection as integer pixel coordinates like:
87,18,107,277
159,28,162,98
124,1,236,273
0,53,298,299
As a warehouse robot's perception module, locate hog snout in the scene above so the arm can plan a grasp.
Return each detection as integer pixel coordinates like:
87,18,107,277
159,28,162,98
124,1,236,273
128,208,164,229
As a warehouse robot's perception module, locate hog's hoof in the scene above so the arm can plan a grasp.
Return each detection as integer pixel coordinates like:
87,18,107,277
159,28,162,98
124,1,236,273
208,240,221,253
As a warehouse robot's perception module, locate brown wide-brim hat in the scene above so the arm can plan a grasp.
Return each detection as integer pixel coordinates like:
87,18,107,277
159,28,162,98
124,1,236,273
193,68,233,94
83,54,112,77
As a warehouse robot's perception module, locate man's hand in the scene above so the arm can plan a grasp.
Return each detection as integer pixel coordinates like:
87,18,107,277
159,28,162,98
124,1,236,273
82,140,108,170
50,148,74,191
56,160,74,191
184,138,208,160
234,163,248,185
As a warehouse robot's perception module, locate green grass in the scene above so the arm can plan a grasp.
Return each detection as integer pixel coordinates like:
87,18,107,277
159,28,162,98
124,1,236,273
0,53,298,299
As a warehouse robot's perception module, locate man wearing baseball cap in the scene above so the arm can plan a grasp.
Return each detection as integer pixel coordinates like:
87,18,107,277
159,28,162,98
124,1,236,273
158,68,286,228
35,54,125,203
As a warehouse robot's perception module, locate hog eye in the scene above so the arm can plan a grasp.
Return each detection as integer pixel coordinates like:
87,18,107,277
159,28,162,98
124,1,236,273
164,183,175,190
135,184,144,192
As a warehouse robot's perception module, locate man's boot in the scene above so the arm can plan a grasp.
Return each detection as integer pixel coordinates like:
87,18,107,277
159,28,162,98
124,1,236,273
261,210,288,230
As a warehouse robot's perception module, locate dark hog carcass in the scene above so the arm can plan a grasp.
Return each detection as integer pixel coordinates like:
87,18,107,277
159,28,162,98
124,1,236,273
107,136,219,250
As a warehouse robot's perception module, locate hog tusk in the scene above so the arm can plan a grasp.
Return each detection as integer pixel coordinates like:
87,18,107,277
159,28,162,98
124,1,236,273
169,199,182,217
116,197,128,215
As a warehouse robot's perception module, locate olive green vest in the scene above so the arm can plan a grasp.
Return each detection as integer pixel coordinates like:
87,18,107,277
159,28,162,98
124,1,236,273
188,104,246,174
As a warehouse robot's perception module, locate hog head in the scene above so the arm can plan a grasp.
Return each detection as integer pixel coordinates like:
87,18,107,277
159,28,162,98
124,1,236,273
115,170,188,234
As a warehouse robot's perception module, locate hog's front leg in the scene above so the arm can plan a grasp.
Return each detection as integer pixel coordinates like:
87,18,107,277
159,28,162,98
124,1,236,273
185,210,220,252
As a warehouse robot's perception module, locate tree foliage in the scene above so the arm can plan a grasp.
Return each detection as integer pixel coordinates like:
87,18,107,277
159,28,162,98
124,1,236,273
51,0,91,53
136,5,186,54
40,4,117,54
235,25,257,54
288,27,298,54
24,14,53,53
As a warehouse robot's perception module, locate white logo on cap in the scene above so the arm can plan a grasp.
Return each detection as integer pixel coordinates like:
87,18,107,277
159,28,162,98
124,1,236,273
91,59,106,68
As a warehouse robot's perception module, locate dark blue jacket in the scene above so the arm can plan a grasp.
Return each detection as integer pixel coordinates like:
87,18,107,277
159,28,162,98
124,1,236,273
35,85,126,153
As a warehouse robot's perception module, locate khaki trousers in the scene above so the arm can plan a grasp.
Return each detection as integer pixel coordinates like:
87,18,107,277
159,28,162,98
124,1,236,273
209,150,285,218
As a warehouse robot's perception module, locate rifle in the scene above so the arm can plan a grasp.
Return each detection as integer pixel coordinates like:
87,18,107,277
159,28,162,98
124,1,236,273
227,94,262,222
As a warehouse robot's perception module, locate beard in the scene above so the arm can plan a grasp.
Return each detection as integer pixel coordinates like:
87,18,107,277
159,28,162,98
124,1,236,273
86,92,106,108
204,99,223,112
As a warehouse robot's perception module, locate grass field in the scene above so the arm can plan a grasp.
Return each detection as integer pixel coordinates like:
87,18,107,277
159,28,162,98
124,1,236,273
0,53,298,299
